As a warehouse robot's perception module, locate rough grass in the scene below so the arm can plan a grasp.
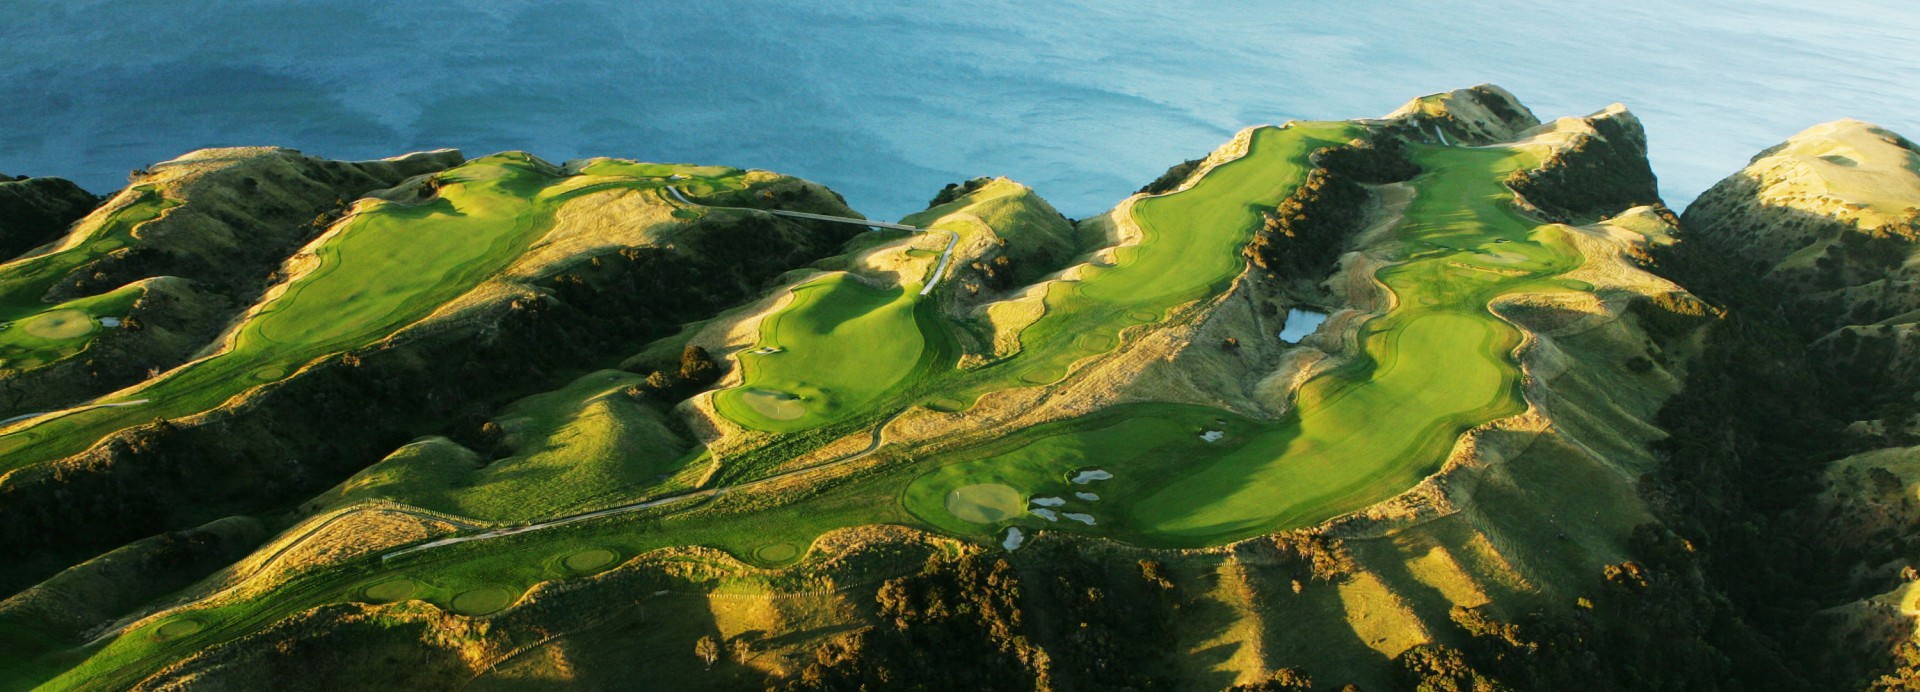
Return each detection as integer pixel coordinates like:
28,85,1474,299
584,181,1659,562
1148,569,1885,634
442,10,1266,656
317,369,700,522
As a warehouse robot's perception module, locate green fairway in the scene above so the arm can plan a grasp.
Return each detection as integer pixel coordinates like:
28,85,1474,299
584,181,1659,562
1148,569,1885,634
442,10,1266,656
0,155,747,471
0,191,178,373
949,123,1362,396
713,273,933,432
903,140,1585,546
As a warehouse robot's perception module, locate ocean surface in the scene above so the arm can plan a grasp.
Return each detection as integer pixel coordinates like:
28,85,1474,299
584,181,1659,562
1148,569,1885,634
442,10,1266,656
2,1,1915,221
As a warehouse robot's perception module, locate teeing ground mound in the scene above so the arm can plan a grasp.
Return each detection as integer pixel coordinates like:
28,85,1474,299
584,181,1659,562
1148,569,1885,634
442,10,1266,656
363,578,418,603
451,586,516,615
754,543,799,562
152,618,205,641
253,367,286,381
946,483,1025,524
562,548,618,573
738,389,806,421
21,310,96,339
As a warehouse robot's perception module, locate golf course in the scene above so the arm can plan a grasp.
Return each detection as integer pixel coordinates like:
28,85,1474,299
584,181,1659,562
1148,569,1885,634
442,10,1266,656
0,84,1720,691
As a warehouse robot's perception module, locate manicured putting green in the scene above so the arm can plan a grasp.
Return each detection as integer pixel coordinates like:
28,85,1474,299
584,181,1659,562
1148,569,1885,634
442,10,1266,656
945,483,1025,524
562,548,618,573
737,389,806,420
753,543,799,562
363,578,417,602
450,586,516,615
713,273,928,432
151,619,204,641
20,310,95,339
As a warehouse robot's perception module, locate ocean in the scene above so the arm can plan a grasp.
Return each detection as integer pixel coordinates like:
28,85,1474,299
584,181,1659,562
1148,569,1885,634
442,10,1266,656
2,0,1915,220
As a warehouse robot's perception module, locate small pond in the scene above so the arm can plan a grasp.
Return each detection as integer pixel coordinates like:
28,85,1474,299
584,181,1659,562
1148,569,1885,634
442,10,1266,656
1278,308,1329,343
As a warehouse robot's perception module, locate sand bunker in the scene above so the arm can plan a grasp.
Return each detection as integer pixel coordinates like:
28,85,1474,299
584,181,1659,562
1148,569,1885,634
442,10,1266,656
1075,492,1100,501
1030,496,1065,507
1070,469,1113,484
1063,513,1097,525
21,310,96,339
1031,507,1060,521
946,483,1025,524
1002,527,1025,550
1200,430,1224,442
738,388,807,420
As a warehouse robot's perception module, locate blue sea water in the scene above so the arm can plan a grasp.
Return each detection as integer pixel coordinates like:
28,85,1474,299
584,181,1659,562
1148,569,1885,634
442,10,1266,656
1,1,1915,221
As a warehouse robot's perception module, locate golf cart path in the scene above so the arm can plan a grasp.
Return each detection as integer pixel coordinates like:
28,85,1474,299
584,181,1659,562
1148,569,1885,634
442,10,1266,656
381,406,912,561
664,185,957,296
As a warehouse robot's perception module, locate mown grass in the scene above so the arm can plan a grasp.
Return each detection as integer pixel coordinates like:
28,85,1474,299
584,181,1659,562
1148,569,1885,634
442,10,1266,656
0,284,141,371
0,190,177,374
0,156,747,471
947,123,1360,398
712,273,929,432
899,141,1588,547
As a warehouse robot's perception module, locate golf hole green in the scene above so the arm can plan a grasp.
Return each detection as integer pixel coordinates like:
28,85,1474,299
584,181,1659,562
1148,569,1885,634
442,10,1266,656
153,618,205,641
946,483,1025,524
754,543,799,562
1076,334,1116,351
562,548,618,573
22,310,97,339
739,389,807,420
450,587,516,616
363,578,417,603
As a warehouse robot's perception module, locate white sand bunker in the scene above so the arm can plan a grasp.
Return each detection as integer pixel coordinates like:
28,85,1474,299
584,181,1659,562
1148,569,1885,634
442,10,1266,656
99,317,123,327
1075,492,1099,501
1030,496,1065,507
1063,513,1096,525
1070,469,1112,484
946,483,1025,524
738,388,806,420
1002,527,1025,550
1200,430,1223,442
1031,507,1059,521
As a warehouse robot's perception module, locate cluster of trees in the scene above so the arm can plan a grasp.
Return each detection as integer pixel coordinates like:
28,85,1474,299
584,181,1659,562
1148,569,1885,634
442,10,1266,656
1138,158,1204,195
1244,135,1422,283
626,344,721,403
965,254,1018,293
927,177,994,208
1505,116,1660,223
1244,167,1369,281
777,549,1186,690
1315,137,1422,185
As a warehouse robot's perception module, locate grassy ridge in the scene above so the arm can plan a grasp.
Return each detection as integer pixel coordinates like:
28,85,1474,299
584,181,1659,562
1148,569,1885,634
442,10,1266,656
0,156,747,471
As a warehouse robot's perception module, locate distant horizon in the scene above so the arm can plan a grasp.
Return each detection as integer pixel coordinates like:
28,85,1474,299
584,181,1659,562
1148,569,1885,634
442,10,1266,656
4,0,1917,220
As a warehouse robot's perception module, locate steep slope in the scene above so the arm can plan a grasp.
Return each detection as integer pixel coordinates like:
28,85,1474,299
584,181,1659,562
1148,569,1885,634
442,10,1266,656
0,172,98,260
1678,120,1920,688
1684,120,1920,405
